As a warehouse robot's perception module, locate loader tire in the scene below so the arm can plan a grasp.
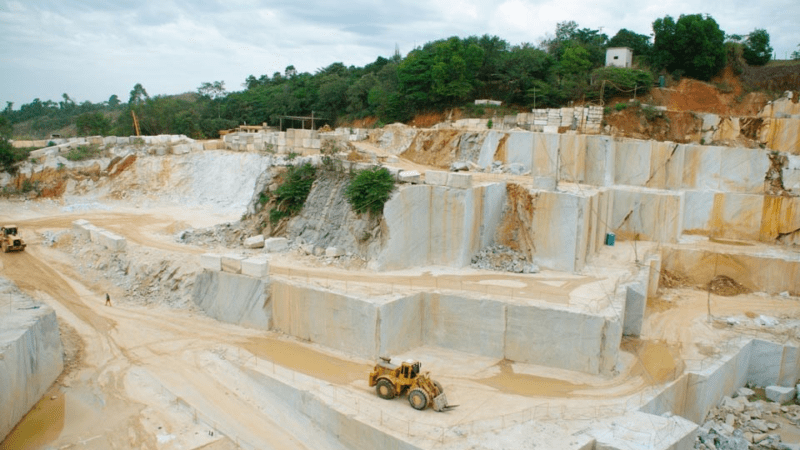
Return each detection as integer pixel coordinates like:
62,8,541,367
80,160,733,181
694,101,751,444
408,388,429,410
376,379,396,400
433,381,444,394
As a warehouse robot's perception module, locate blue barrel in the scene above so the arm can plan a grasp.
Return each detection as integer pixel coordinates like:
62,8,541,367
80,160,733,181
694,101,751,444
605,233,616,246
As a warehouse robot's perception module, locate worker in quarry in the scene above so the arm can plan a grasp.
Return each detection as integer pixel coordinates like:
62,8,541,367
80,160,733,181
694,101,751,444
105,293,112,306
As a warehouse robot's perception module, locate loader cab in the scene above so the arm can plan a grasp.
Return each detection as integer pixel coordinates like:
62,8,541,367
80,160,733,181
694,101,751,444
2,226,18,236
400,360,421,380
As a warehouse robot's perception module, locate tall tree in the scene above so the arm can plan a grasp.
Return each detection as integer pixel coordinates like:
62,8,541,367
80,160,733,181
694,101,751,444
607,29,652,59
742,29,772,66
128,83,149,105
652,14,726,80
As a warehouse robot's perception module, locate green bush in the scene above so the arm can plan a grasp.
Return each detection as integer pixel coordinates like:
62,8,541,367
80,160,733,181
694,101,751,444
614,102,628,111
64,144,105,161
345,166,395,215
487,119,493,129
269,163,317,224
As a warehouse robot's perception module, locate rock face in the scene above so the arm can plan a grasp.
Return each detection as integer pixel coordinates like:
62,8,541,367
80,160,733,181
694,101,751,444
285,171,381,260
192,271,271,329
0,279,64,442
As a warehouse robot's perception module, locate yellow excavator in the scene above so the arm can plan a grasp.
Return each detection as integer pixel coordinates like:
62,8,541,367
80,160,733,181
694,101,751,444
368,357,455,412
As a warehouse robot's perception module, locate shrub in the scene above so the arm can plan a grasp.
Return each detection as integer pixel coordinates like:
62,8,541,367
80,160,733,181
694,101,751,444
64,144,105,161
487,119,493,129
345,166,395,215
269,163,317,225
614,102,628,111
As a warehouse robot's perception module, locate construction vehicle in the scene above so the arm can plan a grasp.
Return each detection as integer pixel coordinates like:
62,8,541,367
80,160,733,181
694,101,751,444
368,357,455,412
1,225,26,252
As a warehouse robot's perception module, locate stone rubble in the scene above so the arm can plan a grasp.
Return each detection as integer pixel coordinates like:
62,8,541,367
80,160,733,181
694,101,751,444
470,244,540,274
695,388,800,450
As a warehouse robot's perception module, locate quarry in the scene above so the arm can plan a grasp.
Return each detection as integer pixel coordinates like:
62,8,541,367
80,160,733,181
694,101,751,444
1,91,800,450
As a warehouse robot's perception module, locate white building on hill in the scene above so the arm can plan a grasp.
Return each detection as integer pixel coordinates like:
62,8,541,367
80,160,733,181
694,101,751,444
605,47,633,68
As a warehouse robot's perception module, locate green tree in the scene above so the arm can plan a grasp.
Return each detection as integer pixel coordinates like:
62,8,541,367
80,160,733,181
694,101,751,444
742,29,772,66
607,29,652,59
108,95,120,108
76,112,111,136
129,83,149,105
559,45,592,75
651,14,726,81
792,45,800,60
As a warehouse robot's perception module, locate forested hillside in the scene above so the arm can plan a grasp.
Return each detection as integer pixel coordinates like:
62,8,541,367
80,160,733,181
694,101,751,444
1,14,789,141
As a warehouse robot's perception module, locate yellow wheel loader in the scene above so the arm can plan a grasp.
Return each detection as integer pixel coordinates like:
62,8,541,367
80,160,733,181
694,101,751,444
368,357,455,412
1,225,26,253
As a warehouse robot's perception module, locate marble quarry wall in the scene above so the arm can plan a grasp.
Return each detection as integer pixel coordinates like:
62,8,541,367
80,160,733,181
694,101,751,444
235,278,625,375
375,180,506,271
0,283,64,442
660,246,800,295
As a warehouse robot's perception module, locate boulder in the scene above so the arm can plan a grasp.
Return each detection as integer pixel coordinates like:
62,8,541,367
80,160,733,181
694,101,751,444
325,247,345,257
766,385,796,403
244,235,265,249
264,237,289,253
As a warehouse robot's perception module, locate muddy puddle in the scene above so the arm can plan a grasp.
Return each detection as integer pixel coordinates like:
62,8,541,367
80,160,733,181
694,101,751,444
242,337,371,385
0,387,64,450
479,339,683,398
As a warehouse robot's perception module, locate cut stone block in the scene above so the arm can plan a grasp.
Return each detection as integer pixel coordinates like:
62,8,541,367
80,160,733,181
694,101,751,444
200,254,222,271
243,235,265,249
765,385,796,403
325,247,345,257
221,254,246,274
99,231,127,251
241,257,269,278
86,225,102,243
72,220,91,239
398,170,421,183
264,237,289,253
172,144,190,155
447,173,472,189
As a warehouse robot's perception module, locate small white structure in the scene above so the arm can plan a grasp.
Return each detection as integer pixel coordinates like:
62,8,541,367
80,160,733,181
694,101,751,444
606,47,633,68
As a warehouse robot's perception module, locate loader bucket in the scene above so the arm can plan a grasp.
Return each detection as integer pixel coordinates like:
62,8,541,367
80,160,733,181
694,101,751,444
432,393,456,412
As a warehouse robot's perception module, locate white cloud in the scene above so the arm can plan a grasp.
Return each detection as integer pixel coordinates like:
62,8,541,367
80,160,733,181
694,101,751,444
0,0,797,107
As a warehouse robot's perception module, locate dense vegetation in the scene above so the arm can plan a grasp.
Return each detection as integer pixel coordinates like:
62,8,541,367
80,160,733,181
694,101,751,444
0,15,785,141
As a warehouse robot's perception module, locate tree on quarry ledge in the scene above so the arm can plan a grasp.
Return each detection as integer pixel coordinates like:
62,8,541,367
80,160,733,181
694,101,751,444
651,14,726,81
742,29,773,66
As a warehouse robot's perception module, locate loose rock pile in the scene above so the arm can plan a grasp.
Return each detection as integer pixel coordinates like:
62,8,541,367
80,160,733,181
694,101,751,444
695,387,800,450
471,245,540,273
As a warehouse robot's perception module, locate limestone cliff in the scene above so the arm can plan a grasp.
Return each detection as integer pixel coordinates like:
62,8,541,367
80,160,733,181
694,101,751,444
285,170,384,259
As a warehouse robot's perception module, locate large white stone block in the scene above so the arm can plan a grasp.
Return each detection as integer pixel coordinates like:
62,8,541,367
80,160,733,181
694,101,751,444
425,170,449,186
221,254,246,274
615,139,652,186
532,133,559,189
241,257,269,278
264,237,289,253
585,135,615,186
72,219,91,239
200,253,222,271
398,170,421,184
99,230,126,251
446,173,472,189
765,385,796,403
244,235,265,249
505,131,534,168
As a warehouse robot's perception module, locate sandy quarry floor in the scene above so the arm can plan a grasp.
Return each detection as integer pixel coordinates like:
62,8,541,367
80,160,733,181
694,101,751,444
1,197,799,449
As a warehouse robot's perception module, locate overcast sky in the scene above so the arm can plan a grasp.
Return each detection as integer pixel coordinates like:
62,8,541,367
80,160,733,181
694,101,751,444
1,0,797,108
